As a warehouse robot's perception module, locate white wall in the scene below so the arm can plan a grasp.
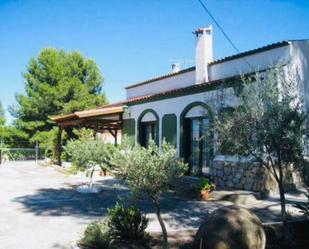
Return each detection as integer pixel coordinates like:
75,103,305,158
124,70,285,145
289,41,309,113
123,87,238,155
141,112,157,122
209,45,291,81
122,40,309,157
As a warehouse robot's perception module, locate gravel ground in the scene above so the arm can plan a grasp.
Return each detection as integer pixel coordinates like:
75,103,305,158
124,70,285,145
0,161,306,249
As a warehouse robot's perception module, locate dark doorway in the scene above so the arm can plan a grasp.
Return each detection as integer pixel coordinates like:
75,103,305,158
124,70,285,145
184,117,210,175
140,121,156,148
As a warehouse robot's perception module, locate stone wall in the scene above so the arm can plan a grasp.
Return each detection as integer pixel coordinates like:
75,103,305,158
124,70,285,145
212,155,302,195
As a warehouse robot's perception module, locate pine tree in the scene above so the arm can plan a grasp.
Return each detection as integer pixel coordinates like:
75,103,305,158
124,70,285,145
10,48,108,142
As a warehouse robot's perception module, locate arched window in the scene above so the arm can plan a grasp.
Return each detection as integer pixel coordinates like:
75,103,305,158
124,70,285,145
137,109,159,148
180,102,213,175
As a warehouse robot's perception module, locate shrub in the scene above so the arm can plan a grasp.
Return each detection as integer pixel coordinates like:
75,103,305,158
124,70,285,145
66,163,82,175
200,178,216,192
64,139,88,170
107,202,148,241
110,139,187,249
78,221,110,249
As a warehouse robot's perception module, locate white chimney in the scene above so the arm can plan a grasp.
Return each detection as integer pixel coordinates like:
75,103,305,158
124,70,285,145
171,63,180,73
194,25,213,84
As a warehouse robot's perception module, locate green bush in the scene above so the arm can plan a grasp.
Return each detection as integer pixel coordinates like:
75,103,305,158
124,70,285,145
107,202,148,241
66,163,82,175
78,221,110,249
64,139,88,170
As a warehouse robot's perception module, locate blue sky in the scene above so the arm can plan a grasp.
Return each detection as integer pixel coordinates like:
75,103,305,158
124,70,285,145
0,0,309,123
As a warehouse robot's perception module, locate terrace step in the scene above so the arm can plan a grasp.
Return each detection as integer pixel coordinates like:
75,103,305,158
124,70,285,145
211,190,260,205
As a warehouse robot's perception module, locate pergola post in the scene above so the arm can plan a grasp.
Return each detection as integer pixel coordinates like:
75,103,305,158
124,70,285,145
107,128,118,145
56,126,63,166
114,129,118,145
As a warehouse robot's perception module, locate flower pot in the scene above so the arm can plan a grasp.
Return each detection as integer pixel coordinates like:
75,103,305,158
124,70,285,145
100,171,109,177
201,190,211,200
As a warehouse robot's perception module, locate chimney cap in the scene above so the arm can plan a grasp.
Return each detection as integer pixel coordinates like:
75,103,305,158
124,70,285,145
193,25,212,36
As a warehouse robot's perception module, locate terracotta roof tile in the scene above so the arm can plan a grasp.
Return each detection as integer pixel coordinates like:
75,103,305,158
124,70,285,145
124,73,241,105
51,106,123,122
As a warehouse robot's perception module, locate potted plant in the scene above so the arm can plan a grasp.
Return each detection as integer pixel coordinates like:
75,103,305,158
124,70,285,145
100,164,109,177
200,178,216,200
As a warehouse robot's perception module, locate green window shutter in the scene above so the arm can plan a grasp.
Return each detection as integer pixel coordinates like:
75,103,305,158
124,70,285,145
123,118,135,144
162,114,177,148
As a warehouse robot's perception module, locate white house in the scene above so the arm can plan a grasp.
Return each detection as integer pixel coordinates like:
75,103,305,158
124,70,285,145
52,26,309,193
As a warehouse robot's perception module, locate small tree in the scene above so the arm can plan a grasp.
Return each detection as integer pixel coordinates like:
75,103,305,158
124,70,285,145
65,138,113,186
111,139,187,249
217,68,306,229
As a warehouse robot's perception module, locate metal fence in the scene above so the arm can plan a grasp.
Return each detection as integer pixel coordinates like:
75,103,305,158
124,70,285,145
0,141,45,164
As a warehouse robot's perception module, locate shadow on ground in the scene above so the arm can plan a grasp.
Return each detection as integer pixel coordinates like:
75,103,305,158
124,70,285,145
13,177,302,228
13,177,218,229
52,243,67,249
13,178,130,217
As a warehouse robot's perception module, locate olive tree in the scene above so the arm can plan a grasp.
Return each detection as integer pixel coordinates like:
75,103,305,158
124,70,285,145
216,67,307,228
65,138,113,186
111,139,188,249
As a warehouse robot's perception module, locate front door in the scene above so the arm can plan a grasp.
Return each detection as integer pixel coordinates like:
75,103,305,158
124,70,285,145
185,117,210,175
140,121,156,148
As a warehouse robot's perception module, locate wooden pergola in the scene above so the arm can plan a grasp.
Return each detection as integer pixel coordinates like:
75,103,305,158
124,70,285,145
50,105,124,165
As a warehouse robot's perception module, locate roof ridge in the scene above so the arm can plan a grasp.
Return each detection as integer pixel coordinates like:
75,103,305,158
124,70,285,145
125,66,195,89
209,40,289,65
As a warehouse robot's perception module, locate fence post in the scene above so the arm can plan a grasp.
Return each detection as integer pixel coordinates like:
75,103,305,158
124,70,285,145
35,141,39,165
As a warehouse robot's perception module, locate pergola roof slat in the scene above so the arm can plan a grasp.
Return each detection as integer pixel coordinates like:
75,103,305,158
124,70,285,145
50,105,124,130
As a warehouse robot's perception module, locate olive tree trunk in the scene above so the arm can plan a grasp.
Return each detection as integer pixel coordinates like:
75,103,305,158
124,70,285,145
154,200,169,249
270,158,290,243
278,178,287,223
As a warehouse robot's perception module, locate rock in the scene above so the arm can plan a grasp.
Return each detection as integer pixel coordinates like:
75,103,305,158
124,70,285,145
194,205,266,249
